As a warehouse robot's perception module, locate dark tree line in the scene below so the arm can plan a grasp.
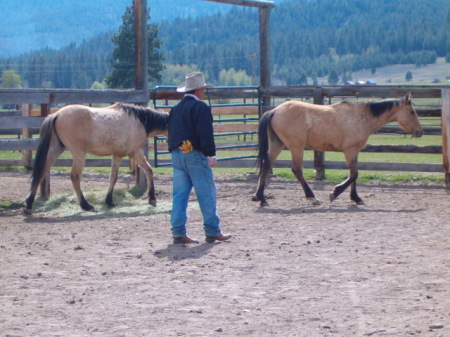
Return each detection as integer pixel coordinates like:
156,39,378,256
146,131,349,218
0,33,113,88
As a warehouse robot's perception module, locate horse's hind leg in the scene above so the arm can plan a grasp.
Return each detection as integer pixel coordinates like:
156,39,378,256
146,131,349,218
252,164,271,207
290,148,320,205
350,180,364,205
70,153,94,211
105,155,122,207
25,141,64,214
252,140,284,207
132,151,156,206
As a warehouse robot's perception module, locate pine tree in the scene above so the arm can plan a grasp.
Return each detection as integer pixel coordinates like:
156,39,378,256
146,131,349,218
105,3,164,88
328,70,339,85
405,71,413,82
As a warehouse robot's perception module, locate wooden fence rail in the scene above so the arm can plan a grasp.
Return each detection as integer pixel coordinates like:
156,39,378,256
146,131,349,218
0,85,449,191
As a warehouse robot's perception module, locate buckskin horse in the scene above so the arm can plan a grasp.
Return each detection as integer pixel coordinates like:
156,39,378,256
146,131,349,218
25,103,169,214
252,93,423,207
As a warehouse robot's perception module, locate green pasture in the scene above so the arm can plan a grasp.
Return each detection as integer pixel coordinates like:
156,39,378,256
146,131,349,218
1,129,445,187
0,112,446,187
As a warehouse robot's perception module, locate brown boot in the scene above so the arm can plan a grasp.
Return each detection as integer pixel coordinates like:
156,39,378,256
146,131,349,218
205,233,232,243
173,236,199,244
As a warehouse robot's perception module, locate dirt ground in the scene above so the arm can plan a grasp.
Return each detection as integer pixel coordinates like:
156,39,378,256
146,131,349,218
0,169,449,337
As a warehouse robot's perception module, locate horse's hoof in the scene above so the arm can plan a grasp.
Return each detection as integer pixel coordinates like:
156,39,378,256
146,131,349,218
149,200,157,207
260,201,269,207
24,208,32,215
356,200,365,206
251,195,259,202
81,204,95,212
307,197,321,205
329,193,336,203
105,198,115,208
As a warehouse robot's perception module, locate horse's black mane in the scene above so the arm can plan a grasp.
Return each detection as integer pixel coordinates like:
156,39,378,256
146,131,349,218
120,104,169,134
367,100,400,117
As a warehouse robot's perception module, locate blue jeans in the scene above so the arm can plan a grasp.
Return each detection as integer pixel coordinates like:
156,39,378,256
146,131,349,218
170,149,221,237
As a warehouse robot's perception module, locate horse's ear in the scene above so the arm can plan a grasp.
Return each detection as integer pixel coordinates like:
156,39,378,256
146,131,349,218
404,92,412,105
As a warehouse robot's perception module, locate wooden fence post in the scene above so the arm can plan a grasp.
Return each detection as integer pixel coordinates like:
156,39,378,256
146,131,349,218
134,0,149,189
39,103,51,198
21,104,32,169
259,7,271,112
441,89,450,191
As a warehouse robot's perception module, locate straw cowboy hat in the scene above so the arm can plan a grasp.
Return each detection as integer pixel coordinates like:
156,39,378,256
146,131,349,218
177,72,213,92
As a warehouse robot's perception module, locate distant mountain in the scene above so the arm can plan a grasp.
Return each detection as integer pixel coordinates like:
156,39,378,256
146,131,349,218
0,0,241,58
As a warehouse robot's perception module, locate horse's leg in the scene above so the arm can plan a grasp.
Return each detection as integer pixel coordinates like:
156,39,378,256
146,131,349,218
105,155,122,207
350,179,364,205
252,164,271,207
131,151,156,206
70,152,94,211
25,142,64,214
290,148,320,205
330,152,363,204
252,140,284,207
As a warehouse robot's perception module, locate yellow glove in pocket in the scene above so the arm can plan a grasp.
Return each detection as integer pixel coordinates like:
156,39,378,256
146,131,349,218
178,140,193,154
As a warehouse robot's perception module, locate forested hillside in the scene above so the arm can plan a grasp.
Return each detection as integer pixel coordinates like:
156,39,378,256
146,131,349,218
9,33,114,89
1,0,449,88
159,0,450,85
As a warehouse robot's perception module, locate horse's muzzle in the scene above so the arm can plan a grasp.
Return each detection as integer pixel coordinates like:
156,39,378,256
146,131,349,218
414,129,423,138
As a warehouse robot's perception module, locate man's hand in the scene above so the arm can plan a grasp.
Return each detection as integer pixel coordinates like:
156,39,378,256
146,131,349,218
208,157,217,168
179,140,193,153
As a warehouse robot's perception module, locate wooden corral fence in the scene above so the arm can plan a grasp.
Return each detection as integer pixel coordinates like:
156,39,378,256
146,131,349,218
0,89,148,168
150,85,449,190
1,86,449,193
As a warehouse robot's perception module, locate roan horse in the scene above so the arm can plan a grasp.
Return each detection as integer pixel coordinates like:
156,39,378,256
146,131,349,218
25,103,169,214
252,93,423,207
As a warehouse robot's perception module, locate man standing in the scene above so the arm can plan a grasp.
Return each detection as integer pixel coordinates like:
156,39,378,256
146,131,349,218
168,72,231,244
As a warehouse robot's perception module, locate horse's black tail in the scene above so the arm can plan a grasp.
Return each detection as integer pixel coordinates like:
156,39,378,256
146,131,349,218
256,109,276,174
30,115,60,190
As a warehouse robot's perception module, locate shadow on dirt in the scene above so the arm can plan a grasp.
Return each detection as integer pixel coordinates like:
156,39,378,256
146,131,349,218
154,242,219,261
255,205,426,215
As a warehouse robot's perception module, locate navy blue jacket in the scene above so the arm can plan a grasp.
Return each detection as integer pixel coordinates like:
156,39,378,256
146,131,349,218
168,95,216,157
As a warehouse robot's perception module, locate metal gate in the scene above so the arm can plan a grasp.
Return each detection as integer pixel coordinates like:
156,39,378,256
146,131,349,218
151,86,261,167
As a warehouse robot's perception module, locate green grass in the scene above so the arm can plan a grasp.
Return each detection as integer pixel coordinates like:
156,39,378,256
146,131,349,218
1,149,444,184
0,119,445,186
0,200,24,211
265,168,444,186
27,187,174,218
146,164,444,187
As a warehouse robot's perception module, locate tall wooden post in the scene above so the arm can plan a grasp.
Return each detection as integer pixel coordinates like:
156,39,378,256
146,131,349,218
441,88,450,191
259,7,271,111
134,0,149,188
134,0,148,94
